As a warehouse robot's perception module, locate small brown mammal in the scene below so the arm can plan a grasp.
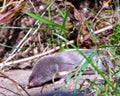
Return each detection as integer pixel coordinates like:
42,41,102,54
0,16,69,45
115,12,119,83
27,49,113,88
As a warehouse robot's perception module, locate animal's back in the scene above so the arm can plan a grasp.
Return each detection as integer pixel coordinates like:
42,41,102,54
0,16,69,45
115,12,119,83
53,50,90,71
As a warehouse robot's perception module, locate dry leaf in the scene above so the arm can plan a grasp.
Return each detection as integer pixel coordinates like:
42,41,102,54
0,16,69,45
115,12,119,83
66,2,84,23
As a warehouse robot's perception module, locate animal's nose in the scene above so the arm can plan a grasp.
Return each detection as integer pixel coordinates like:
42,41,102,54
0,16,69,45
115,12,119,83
27,82,35,89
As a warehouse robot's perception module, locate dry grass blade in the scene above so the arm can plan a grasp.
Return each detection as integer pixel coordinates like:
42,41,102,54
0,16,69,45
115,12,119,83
0,0,25,24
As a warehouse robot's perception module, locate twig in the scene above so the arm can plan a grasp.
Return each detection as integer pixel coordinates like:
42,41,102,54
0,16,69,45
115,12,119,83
92,0,111,22
0,24,114,67
0,70,31,96
94,25,113,34
0,40,74,67
0,86,20,96
2,0,55,69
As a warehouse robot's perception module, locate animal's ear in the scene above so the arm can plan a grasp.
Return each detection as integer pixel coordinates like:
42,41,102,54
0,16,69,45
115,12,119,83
51,63,59,73
53,64,58,73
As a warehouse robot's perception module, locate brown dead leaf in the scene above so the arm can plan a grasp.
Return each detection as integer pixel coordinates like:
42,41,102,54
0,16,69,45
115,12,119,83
66,2,92,47
66,2,84,23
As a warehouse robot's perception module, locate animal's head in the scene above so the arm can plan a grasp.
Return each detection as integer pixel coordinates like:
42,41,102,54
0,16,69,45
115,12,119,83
27,56,59,88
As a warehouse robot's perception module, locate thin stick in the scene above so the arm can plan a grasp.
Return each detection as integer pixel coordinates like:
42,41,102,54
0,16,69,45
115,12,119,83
0,24,114,67
2,0,55,68
0,85,20,96
94,25,113,34
0,70,31,96
0,40,74,67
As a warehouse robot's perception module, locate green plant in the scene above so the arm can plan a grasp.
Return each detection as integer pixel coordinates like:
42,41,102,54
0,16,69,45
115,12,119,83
54,33,118,93
22,1,120,95
110,23,120,45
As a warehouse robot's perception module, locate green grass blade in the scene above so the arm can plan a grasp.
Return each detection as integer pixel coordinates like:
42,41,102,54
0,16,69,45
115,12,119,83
53,33,117,92
74,50,97,91
86,22,96,44
0,43,13,49
23,11,62,28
